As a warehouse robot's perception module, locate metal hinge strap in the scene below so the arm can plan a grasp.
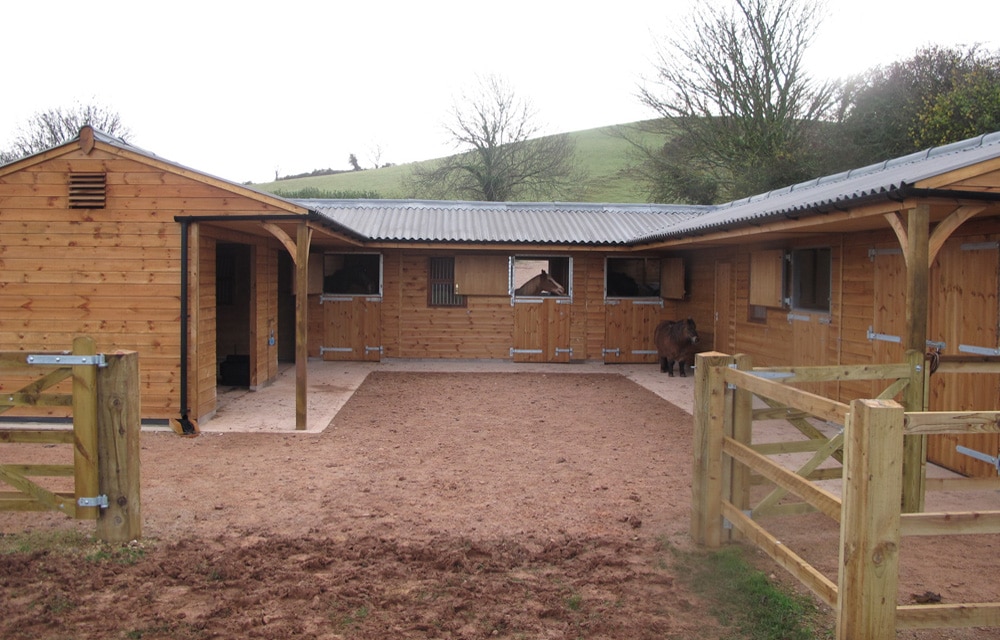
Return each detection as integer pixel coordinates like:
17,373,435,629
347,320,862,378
320,347,354,354
959,344,1000,357
867,326,902,344
956,446,1000,473
27,354,107,367
78,495,109,508
510,348,544,355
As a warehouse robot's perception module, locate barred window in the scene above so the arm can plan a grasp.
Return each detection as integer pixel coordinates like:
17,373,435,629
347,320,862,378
428,257,466,307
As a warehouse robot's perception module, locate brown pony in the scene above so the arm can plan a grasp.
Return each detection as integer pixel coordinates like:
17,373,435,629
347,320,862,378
515,270,566,296
653,318,700,377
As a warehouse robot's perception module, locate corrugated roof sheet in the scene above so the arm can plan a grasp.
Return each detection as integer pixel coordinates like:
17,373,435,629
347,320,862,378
295,199,710,245
634,130,1000,243
296,131,1000,247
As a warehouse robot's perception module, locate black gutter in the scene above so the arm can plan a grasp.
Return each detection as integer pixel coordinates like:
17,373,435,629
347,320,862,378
897,185,1000,202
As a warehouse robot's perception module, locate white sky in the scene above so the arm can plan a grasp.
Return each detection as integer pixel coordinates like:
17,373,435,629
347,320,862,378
2,0,997,184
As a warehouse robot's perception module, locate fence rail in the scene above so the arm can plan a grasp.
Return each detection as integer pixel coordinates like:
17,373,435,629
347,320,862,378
692,351,1000,639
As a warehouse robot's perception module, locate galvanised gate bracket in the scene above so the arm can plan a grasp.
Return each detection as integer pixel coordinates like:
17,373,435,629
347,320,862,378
77,495,109,509
27,353,107,367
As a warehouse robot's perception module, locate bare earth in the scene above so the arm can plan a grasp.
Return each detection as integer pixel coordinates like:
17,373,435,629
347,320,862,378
1,371,998,639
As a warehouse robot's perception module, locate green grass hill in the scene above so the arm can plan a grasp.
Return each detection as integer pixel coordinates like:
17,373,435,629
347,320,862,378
250,121,667,204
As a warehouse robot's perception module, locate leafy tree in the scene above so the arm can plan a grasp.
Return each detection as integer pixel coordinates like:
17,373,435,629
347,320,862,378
839,45,1000,163
348,153,362,171
0,103,131,164
637,0,836,203
409,75,580,202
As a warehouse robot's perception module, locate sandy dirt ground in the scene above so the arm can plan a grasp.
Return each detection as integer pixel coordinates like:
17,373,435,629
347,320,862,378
1,369,999,639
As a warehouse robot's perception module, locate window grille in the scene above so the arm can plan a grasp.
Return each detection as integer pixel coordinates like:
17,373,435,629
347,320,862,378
428,257,466,307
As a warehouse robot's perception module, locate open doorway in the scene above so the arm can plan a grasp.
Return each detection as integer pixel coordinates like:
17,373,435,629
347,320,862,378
216,243,252,387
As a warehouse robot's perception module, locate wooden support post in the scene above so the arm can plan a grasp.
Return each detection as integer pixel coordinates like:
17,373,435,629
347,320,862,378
691,351,733,547
72,336,99,520
902,204,930,513
96,351,142,543
295,223,312,430
837,398,904,640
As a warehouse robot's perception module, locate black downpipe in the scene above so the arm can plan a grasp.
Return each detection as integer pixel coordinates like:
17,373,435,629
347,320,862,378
177,220,196,435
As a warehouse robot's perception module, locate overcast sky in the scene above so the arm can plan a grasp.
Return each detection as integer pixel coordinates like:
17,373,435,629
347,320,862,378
2,0,998,184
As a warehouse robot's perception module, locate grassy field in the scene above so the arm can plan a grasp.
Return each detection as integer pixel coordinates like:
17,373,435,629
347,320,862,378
252,120,668,204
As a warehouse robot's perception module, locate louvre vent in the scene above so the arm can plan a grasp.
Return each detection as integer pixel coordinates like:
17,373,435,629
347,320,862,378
68,173,106,209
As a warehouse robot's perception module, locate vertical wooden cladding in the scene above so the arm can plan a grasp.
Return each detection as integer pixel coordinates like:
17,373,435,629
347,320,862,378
513,299,571,362
454,255,509,295
322,296,381,361
748,249,785,307
927,236,1000,476
660,257,686,299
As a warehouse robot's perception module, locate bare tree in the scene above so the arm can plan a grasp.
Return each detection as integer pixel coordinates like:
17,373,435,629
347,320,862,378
637,0,836,202
409,75,581,202
1,103,132,164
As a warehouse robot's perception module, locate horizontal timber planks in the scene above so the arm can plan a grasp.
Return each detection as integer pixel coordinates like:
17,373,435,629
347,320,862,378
0,269,179,286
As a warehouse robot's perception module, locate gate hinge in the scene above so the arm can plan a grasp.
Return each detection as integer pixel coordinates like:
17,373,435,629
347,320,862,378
723,510,753,529
959,344,1000,357
956,446,1000,473
77,495,109,509
27,354,107,367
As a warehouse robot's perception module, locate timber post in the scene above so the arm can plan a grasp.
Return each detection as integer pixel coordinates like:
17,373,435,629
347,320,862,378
726,353,754,542
691,351,733,547
901,349,928,512
295,222,312,430
72,336,100,520
837,398,904,640
901,204,930,513
96,350,142,543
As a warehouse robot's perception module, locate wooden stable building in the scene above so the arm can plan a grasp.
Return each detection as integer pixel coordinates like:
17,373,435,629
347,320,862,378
2,126,1000,477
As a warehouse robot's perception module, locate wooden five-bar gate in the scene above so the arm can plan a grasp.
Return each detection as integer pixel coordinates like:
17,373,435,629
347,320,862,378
0,337,141,543
692,351,1000,639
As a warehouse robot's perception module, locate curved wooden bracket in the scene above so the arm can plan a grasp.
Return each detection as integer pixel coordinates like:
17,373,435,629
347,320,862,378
884,212,909,265
929,205,986,263
260,222,299,266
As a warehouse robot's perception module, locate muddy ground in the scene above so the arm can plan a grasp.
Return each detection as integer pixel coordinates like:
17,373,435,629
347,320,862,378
1,371,998,639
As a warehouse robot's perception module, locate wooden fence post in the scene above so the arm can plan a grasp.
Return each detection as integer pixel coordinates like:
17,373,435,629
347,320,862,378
691,351,733,547
72,336,100,520
726,354,754,541
96,351,142,543
837,398,904,640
